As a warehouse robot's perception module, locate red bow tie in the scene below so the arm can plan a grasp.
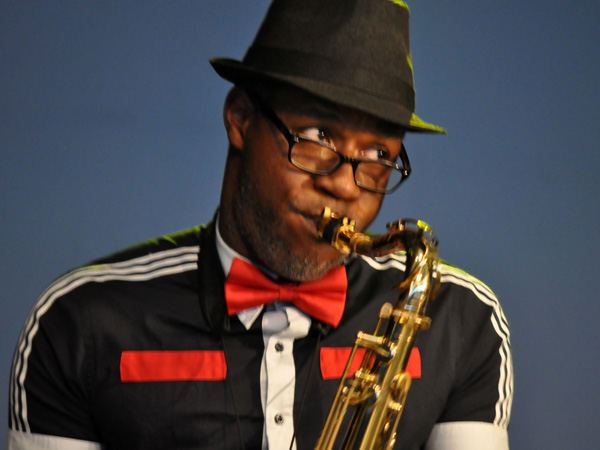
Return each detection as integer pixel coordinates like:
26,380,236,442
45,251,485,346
224,258,347,327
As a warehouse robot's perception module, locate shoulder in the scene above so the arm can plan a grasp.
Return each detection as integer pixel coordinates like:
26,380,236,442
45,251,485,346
25,225,211,332
438,261,499,308
346,252,510,352
90,225,206,265
435,261,509,346
13,224,214,374
63,225,207,288
347,253,502,310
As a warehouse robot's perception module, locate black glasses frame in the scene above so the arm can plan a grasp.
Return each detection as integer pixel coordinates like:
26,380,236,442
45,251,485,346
253,97,411,194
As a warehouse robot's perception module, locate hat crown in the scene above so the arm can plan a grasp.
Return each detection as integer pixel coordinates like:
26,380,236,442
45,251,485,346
210,0,445,133
249,0,413,82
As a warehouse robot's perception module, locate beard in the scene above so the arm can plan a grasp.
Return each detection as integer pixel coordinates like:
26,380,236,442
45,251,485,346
224,170,346,282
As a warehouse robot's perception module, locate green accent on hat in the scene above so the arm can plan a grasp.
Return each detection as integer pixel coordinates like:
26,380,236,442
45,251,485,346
410,113,446,133
388,0,410,11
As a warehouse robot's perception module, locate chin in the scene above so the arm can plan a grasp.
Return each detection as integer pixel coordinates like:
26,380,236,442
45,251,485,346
273,245,346,282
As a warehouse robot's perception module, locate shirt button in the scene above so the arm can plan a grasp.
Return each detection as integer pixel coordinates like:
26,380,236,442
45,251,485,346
275,341,284,352
274,413,284,425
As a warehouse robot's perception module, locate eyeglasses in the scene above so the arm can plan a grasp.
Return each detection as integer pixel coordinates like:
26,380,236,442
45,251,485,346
253,98,411,194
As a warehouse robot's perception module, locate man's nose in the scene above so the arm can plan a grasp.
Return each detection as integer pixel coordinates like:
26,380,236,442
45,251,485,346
313,160,362,200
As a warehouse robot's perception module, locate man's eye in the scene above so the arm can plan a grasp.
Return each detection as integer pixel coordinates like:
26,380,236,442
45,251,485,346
300,127,332,145
360,147,392,161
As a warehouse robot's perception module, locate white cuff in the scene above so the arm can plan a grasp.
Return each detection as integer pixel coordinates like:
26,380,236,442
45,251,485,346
6,429,102,450
425,421,509,450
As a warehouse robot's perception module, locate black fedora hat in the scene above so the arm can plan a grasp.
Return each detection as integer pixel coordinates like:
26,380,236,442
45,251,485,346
210,0,444,133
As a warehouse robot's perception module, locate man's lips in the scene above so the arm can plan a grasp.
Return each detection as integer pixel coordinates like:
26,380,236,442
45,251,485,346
296,210,322,234
288,205,326,235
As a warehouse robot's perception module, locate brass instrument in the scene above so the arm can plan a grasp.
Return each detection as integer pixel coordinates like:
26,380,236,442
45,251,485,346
315,207,441,450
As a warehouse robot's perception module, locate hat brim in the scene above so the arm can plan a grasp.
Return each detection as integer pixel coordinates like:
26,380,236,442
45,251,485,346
210,57,446,134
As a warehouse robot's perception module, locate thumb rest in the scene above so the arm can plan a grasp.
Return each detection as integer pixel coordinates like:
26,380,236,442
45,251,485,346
314,207,441,450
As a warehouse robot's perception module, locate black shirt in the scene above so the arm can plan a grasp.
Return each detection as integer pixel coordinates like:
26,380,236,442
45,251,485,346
8,222,512,449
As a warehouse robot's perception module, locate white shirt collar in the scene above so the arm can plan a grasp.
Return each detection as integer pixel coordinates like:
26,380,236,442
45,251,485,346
215,217,264,329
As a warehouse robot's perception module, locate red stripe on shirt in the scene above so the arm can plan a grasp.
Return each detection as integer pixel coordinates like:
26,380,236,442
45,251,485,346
120,350,227,382
320,347,421,380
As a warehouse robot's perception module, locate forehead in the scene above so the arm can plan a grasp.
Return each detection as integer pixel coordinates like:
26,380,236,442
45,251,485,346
258,85,406,139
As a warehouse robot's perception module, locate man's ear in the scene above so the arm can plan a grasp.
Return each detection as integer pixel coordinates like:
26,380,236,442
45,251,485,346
223,87,255,151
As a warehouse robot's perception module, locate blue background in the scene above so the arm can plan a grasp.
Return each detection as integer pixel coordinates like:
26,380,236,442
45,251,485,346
2,1,599,448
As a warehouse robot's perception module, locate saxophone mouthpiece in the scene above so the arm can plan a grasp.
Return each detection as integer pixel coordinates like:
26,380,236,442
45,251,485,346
318,207,357,255
319,207,351,241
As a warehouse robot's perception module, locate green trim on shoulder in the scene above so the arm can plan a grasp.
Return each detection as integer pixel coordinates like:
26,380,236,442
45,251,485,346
87,224,209,266
142,225,206,248
438,258,496,295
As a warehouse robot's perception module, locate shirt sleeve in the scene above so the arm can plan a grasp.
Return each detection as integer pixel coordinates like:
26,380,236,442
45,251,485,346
425,271,513,449
434,270,513,434
8,273,102,446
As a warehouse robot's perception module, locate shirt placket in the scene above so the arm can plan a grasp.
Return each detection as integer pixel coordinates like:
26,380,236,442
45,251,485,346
261,306,310,450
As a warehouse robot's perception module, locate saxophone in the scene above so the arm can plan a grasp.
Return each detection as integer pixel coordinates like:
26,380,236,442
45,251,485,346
314,207,441,450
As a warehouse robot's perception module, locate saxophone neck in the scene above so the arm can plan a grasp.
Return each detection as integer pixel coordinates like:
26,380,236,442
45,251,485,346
318,207,437,259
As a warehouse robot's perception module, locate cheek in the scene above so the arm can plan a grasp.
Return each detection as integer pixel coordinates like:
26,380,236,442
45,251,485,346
243,128,295,188
241,146,301,213
353,193,384,230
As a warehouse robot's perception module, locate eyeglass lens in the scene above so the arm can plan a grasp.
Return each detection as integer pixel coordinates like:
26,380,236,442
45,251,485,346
290,142,404,192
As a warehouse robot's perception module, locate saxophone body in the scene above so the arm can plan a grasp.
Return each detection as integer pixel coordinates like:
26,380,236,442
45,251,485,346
315,207,441,450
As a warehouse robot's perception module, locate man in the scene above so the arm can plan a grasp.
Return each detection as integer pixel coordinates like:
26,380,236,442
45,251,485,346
7,1,513,449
